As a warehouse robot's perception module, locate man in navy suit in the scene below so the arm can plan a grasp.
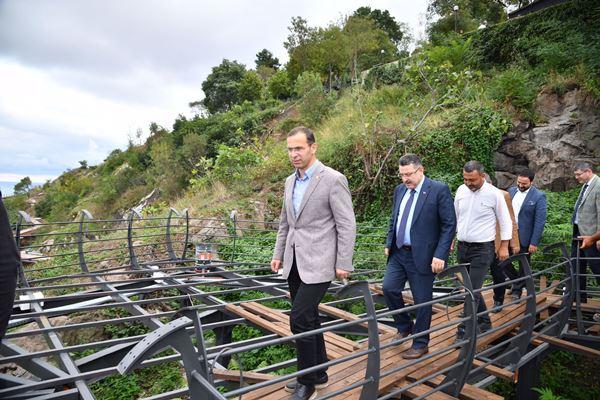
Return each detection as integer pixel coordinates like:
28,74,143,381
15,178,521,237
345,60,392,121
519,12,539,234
507,168,547,298
383,154,456,359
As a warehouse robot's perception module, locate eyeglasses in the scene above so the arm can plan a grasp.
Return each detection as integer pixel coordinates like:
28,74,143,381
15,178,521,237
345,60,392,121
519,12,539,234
399,168,421,178
574,171,586,177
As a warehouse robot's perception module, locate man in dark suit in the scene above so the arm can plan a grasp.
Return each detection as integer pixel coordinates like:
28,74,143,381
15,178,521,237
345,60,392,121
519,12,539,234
383,154,456,359
0,190,19,339
507,168,547,298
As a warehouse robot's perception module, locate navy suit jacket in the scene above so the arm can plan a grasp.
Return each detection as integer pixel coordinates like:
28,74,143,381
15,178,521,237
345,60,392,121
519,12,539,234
385,177,456,275
507,186,547,248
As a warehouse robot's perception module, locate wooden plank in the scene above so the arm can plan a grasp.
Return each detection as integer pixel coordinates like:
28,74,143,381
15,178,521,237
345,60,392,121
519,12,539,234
212,368,274,383
539,276,549,319
537,333,600,358
390,382,459,400
546,294,600,312
318,302,397,334
371,284,446,313
472,359,516,382
427,376,504,400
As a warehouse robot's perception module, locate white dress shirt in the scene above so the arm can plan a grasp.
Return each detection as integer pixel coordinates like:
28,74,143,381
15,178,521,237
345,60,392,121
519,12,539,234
511,187,529,223
454,181,512,243
395,177,425,246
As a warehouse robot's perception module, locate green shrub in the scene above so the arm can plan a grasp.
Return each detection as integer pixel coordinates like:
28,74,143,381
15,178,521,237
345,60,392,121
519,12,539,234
295,71,336,126
487,67,539,115
268,70,293,100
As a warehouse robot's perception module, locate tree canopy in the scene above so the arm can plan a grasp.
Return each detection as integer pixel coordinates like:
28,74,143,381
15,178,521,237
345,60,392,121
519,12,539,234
352,6,405,46
201,59,248,114
255,49,280,70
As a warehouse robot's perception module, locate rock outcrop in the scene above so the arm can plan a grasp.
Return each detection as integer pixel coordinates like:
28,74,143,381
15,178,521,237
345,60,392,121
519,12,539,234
494,89,600,190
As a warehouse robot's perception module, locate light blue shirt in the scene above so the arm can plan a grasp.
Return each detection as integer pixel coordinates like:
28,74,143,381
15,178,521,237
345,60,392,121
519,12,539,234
395,178,425,246
293,161,319,216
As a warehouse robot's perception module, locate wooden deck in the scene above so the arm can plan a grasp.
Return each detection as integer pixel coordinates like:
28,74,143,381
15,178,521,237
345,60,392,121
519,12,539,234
219,288,543,400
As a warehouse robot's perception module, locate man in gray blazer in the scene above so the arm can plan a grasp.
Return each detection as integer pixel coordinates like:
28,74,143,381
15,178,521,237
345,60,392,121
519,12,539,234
271,126,356,400
572,161,600,302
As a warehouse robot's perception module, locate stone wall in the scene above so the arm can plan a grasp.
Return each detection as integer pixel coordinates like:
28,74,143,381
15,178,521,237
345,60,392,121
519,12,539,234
494,89,600,190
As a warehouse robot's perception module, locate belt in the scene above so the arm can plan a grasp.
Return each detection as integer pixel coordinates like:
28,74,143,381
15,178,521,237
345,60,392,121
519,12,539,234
458,241,493,247
400,245,412,251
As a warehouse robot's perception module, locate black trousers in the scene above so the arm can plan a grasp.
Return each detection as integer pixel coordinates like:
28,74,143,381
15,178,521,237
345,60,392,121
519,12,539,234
458,241,495,325
0,195,18,339
572,225,600,302
288,255,330,386
490,247,530,302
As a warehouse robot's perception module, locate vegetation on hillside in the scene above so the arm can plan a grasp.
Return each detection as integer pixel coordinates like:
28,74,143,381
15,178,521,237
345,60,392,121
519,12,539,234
5,2,599,399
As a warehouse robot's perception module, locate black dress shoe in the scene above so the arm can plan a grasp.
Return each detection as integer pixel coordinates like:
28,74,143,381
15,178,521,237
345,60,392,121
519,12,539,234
285,375,328,393
291,383,317,400
491,300,503,313
478,321,492,334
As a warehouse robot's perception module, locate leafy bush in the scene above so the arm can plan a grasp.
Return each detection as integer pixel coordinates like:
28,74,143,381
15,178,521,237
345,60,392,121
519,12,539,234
295,71,336,126
268,70,293,100
487,67,539,116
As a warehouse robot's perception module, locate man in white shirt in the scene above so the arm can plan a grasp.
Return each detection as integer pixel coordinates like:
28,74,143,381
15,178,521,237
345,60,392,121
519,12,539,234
454,161,512,339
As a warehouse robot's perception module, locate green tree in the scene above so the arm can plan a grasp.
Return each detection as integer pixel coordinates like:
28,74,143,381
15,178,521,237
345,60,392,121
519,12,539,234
268,69,293,99
343,16,396,81
295,71,335,125
352,6,406,45
13,176,32,195
255,49,280,70
238,71,263,102
201,59,247,114
426,0,531,40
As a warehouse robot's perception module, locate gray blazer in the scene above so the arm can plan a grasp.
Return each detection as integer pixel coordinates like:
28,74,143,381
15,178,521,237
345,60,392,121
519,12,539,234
273,161,356,284
576,174,600,236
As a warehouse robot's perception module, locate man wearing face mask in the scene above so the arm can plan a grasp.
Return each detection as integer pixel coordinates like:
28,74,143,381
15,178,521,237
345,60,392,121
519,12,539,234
454,161,512,340
383,154,456,359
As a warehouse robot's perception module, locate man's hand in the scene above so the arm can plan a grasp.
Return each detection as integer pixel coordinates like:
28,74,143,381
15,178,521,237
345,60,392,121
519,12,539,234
431,257,445,273
579,236,595,249
512,245,521,254
270,259,282,273
498,246,509,261
597,241,600,251
336,268,350,280
450,240,455,252
528,244,538,253
384,247,389,256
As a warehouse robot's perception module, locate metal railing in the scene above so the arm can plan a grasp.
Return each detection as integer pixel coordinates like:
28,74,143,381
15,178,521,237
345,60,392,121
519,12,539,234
0,209,590,400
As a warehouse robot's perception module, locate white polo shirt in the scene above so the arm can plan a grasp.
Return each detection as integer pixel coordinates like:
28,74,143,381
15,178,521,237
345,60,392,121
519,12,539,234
454,181,512,243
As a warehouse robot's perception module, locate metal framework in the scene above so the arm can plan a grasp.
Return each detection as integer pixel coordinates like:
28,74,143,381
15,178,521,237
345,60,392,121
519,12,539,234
0,208,596,399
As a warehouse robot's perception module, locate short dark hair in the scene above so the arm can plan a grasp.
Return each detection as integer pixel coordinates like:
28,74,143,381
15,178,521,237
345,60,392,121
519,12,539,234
517,168,535,181
399,154,423,168
288,126,316,145
574,161,593,172
463,160,485,174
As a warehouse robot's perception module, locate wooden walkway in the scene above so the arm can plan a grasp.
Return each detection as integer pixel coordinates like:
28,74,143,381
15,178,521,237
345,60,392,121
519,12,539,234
220,288,545,400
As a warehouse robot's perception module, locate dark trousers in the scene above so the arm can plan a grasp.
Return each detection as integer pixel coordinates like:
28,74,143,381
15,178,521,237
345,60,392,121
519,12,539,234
288,256,330,386
382,246,434,349
490,247,530,302
572,225,600,302
458,241,495,325
0,196,18,339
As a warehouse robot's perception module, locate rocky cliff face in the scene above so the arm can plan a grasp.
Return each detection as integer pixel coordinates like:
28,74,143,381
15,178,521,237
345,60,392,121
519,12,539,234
494,89,600,191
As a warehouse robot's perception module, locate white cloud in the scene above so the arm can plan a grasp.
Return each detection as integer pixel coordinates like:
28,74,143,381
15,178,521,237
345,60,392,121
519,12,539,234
0,0,429,180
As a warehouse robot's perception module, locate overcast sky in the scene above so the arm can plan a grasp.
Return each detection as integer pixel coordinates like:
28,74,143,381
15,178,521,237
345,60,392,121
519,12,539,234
0,0,429,185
